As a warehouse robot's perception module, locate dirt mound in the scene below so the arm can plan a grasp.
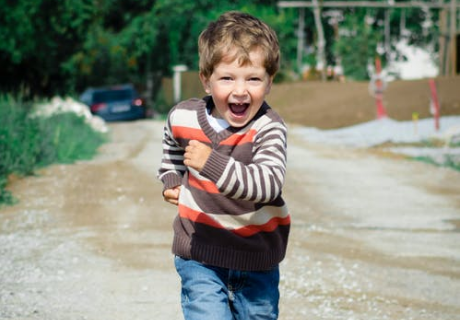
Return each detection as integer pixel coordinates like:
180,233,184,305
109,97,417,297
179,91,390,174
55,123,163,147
167,73,460,129
268,76,460,129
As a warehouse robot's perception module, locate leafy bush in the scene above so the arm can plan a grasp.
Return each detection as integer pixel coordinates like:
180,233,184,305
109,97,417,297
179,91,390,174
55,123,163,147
0,95,107,206
35,112,107,165
0,96,37,176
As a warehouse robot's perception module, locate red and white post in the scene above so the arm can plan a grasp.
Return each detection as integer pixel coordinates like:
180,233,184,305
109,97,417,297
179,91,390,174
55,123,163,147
428,78,440,131
373,57,388,119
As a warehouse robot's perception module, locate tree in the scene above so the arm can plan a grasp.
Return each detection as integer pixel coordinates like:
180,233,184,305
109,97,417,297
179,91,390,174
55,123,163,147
0,0,298,97
63,8,159,91
0,0,98,96
333,10,382,80
328,3,440,81
6,0,441,95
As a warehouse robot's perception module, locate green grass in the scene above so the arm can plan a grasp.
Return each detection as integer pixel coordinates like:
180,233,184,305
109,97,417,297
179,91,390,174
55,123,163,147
407,139,460,171
444,155,460,171
0,94,107,207
407,138,460,171
411,155,460,172
376,139,460,172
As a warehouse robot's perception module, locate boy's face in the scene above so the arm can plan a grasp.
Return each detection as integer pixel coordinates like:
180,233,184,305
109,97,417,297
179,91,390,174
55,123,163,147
200,48,273,128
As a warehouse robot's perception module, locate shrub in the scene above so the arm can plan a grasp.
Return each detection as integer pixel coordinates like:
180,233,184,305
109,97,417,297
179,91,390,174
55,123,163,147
35,112,107,165
0,94,107,206
0,96,37,176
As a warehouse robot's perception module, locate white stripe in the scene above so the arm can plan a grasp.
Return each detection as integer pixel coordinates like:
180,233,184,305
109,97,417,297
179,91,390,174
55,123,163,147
180,187,289,230
163,144,183,151
161,163,186,171
173,109,201,128
217,158,234,193
232,164,244,198
164,154,184,161
253,167,262,202
189,167,212,182
210,205,289,230
262,169,272,201
224,170,237,196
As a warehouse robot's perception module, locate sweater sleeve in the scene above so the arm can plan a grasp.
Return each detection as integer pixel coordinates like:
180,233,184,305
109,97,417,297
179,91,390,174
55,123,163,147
157,109,186,191
200,121,287,203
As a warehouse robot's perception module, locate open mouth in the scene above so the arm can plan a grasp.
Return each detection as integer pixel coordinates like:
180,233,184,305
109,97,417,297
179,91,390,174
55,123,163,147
229,103,249,117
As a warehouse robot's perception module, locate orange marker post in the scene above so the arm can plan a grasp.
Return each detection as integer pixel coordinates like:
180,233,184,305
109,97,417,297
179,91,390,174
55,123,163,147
374,57,388,119
428,78,440,131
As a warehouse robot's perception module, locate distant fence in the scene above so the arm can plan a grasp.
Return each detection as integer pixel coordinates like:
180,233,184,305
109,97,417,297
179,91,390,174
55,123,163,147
160,71,205,106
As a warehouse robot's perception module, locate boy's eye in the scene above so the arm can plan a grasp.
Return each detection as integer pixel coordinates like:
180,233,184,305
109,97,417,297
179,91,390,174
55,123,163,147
249,77,262,82
220,77,233,81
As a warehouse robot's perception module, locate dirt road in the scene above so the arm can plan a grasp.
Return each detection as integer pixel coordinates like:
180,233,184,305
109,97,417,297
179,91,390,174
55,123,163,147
1,120,460,320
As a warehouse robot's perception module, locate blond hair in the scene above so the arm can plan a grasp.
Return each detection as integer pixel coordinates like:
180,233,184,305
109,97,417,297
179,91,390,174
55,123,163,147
198,11,280,78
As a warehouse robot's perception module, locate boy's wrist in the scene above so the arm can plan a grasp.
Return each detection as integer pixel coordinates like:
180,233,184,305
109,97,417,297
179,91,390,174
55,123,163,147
200,150,228,183
161,172,183,192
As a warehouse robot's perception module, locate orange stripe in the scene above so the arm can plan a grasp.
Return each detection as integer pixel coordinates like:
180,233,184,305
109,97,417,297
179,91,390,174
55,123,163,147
233,216,291,237
189,174,220,194
179,205,291,238
221,129,257,146
179,205,224,229
172,126,211,143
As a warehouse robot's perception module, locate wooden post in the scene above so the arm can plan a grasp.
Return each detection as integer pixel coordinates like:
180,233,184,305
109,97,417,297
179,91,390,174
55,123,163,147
384,3,391,61
400,8,406,33
297,8,305,74
439,5,448,76
173,65,188,104
450,0,458,75
312,0,327,81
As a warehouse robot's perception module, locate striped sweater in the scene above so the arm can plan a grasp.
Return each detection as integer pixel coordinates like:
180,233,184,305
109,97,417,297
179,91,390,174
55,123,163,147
158,96,290,271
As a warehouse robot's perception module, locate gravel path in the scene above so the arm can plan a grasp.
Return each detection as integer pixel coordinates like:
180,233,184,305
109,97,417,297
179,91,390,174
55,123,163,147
1,120,460,319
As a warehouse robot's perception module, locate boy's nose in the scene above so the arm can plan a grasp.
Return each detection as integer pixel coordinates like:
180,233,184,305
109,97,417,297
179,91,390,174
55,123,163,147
232,81,248,96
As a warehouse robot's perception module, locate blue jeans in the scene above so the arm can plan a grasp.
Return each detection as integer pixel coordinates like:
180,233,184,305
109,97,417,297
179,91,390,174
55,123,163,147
174,256,280,320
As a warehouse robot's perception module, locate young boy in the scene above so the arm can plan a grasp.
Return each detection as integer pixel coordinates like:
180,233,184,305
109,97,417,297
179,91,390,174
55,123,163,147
157,11,290,320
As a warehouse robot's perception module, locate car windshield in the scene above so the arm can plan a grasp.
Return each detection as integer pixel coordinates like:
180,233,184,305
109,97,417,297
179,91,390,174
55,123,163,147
93,89,134,103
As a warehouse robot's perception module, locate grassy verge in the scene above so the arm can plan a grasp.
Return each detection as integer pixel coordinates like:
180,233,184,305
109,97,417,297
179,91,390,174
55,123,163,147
412,155,460,171
409,139,460,171
0,95,107,207
376,139,460,172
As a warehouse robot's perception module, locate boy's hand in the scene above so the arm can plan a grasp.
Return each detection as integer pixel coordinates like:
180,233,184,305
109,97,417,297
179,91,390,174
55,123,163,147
184,140,212,172
163,186,181,206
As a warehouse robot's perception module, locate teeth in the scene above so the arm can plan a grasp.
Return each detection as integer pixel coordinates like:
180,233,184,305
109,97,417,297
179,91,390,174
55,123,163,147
229,103,248,115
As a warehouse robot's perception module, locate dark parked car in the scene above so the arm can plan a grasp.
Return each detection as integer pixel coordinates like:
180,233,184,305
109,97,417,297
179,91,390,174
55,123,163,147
79,84,147,121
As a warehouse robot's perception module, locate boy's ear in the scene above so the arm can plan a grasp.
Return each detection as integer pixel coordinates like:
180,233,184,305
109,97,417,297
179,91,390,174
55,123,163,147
265,76,274,95
199,73,211,94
